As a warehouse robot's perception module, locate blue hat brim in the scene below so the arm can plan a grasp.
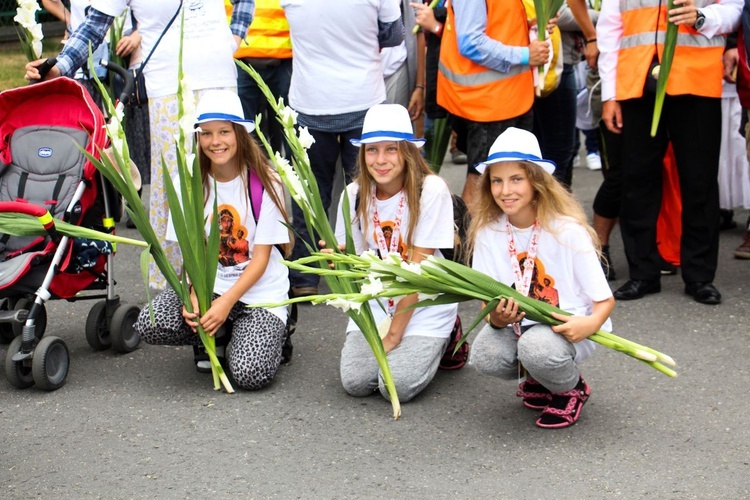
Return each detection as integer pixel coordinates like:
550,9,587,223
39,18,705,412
475,155,557,175
195,113,255,133
349,136,426,148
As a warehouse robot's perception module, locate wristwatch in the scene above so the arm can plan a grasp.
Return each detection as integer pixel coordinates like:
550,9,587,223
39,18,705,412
694,9,706,30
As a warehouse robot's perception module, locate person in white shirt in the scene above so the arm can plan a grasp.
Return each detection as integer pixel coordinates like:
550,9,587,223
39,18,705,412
134,91,291,390
468,128,614,429
335,104,457,403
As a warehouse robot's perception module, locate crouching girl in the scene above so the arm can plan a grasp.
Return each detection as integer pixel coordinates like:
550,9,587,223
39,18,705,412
134,90,291,390
468,127,615,428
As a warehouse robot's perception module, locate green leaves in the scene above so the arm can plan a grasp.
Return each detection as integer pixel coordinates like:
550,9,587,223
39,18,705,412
236,61,402,418
651,0,678,137
270,252,678,378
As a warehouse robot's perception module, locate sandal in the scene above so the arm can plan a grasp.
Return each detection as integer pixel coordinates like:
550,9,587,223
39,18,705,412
536,378,591,429
516,377,552,410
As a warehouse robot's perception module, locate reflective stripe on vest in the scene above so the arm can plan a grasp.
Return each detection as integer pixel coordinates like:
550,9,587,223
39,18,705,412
616,0,724,100
437,0,533,122
226,0,292,59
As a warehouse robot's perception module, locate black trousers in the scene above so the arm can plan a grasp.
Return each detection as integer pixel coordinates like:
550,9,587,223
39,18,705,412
619,93,721,283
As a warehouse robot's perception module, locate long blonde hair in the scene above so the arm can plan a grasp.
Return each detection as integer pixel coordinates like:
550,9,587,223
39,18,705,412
465,161,599,262
198,123,293,257
354,141,434,255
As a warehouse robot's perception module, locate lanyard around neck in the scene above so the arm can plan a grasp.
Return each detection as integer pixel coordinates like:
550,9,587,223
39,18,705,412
506,218,541,336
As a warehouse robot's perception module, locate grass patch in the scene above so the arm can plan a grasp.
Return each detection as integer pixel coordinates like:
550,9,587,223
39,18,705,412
0,36,64,91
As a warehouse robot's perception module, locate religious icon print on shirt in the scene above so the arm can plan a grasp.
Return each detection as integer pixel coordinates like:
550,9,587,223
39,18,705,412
373,220,407,259
516,252,559,307
218,204,250,267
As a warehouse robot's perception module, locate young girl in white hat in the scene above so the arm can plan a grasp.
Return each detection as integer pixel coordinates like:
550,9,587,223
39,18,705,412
335,103,458,402
467,127,614,428
134,90,292,390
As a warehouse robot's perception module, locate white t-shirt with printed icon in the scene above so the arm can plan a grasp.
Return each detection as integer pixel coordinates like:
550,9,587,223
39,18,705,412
167,174,290,322
335,175,458,339
472,215,614,363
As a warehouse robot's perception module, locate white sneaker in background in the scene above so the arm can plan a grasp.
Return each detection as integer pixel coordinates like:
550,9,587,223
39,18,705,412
572,154,582,168
586,152,602,170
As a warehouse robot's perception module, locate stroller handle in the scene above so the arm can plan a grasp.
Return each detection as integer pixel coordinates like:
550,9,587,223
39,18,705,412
0,202,58,242
37,58,57,81
100,59,134,107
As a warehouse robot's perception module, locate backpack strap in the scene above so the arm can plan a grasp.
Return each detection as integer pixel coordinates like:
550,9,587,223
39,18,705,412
248,168,263,223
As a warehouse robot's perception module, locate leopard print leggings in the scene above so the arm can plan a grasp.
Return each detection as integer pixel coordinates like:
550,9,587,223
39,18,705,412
134,288,285,390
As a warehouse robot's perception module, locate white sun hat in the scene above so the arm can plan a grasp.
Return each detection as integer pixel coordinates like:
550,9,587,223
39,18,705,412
350,104,426,148
194,90,255,133
475,127,556,175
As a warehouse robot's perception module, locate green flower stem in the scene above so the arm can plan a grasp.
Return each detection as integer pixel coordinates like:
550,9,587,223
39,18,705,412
272,252,678,378
236,61,402,418
651,0,678,136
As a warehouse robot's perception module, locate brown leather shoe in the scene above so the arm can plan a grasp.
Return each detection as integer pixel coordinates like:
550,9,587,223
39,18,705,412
734,231,750,259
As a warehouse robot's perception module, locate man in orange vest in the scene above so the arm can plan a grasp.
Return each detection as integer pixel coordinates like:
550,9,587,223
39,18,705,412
226,0,293,155
598,0,741,305
437,0,550,209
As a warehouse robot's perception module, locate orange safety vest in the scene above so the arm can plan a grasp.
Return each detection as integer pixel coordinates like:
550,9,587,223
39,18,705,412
617,0,725,100
225,0,292,60
437,0,534,122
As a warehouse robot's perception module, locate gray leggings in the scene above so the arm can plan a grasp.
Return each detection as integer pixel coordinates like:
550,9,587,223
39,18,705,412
340,332,449,403
470,323,580,394
134,288,286,390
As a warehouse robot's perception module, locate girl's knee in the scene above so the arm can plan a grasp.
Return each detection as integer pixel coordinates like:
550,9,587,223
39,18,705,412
230,360,279,391
470,339,517,379
341,364,378,397
517,327,575,374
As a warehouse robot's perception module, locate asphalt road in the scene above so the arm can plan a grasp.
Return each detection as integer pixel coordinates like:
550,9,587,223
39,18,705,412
1,161,749,499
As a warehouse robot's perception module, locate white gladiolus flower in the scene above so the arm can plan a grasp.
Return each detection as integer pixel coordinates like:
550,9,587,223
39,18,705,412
178,114,195,143
325,297,362,313
360,276,384,297
275,152,308,207
178,77,196,141
31,39,42,58
29,23,43,41
14,6,37,28
298,126,315,149
396,261,422,282
186,153,196,176
280,106,298,127
418,292,440,302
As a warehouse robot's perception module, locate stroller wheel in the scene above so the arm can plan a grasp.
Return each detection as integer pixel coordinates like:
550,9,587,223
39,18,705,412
110,304,141,353
12,298,47,340
5,336,35,389
32,336,69,391
85,301,111,351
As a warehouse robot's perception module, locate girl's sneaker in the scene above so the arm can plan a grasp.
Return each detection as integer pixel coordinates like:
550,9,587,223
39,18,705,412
517,377,552,410
536,377,591,429
586,152,602,170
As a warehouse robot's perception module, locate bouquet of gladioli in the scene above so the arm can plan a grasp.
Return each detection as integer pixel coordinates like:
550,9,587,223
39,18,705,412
237,61,403,418
14,0,44,62
80,28,233,392
272,252,678,378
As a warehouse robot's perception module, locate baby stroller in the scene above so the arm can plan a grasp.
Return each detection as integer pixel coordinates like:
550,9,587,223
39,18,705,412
0,70,140,391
